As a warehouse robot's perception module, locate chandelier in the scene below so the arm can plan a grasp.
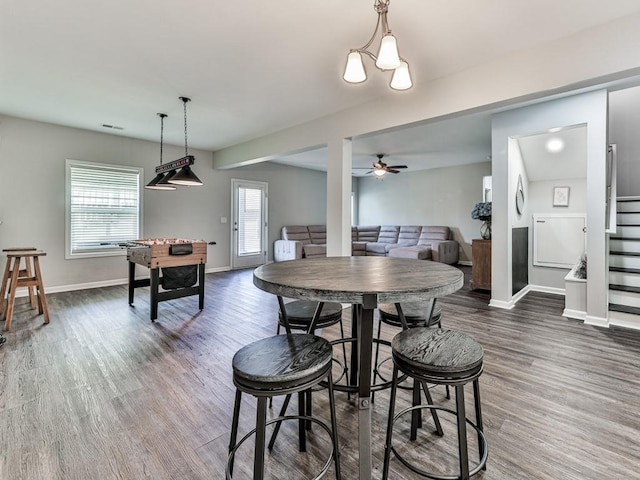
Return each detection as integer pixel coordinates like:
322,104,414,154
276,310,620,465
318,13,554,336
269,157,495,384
145,97,203,190
343,0,412,90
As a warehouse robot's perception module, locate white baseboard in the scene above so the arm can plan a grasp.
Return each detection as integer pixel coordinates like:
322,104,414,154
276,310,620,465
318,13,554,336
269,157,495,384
488,298,515,309
527,284,565,296
563,308,586,321
584,314,609,328
458,260,472,266
608,310,640,331
10,265,232,298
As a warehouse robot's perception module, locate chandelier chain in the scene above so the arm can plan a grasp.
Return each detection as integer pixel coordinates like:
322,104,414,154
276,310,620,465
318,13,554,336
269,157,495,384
158,113,167,165
183,99,189,156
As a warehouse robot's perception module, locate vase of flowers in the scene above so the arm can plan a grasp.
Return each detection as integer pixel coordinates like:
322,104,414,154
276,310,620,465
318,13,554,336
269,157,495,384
471,202,492,240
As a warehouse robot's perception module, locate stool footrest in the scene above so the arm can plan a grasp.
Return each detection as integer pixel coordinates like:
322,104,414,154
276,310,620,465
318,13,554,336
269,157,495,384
227,414,337,480
388,404,488,479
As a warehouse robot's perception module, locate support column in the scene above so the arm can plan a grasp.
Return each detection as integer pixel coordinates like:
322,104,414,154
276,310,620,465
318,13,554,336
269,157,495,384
326,138,353,257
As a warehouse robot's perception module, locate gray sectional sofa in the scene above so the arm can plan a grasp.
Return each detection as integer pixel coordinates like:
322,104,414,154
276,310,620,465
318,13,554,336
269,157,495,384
274,225,459,264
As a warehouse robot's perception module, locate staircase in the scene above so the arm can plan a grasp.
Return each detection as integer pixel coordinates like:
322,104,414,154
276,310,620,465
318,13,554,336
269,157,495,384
609,197,640,326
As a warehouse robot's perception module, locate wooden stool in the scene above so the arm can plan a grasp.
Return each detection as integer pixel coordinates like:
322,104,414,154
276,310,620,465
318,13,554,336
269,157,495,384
0,247,38,314
1,249,49,331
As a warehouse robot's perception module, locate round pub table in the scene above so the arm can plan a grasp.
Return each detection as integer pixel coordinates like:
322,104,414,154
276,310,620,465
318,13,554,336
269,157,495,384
253,256,464,480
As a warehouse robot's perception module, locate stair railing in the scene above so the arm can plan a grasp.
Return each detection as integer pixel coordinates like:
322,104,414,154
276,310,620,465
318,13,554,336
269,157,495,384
605,144,617,234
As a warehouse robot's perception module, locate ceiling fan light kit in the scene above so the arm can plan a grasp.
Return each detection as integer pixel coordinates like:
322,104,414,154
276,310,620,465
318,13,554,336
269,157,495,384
357,153,408,179
145,97,203,190
343,0,412,90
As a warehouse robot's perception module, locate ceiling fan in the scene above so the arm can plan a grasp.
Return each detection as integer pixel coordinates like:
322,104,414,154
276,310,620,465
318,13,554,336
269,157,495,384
356,154,408,177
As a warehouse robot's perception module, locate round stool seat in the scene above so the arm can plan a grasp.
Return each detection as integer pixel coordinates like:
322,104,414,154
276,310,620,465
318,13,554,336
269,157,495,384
392,328,483,380
233,334,333,391
278,300,343,329
379,302,442,327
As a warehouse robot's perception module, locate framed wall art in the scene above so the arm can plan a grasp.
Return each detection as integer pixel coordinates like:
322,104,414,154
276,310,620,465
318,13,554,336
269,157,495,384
553,186,570,207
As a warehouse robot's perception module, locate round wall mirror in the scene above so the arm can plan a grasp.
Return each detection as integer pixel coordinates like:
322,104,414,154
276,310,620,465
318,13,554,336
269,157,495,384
516,174,525,215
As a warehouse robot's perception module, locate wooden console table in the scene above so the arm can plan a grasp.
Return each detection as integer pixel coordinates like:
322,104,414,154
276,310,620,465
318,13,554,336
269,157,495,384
470,239,491,290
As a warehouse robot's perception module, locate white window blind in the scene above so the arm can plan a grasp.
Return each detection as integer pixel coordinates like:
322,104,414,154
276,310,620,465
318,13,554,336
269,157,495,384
66,160,142,257
238,187,262,255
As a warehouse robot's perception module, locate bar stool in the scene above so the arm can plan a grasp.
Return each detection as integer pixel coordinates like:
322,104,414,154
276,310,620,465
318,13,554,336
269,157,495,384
227,332,341,479
0,247,37,314
277,299,349,388
373,302,442,388
1,249,49,331
383,328,488,480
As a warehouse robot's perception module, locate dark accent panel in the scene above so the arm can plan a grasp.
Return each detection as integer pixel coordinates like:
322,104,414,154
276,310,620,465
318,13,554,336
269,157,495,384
512,227,528,295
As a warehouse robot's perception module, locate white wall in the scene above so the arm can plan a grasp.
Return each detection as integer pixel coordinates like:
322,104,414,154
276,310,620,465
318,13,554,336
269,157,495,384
357,162,491,262
609,86,640,196
491,90,608,326
528,178,587,288
0,115,327,291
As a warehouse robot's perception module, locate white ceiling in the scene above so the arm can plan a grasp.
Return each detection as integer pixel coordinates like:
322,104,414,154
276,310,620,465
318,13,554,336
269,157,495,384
273,111,493,175
518,126,588,182
2,0,640,157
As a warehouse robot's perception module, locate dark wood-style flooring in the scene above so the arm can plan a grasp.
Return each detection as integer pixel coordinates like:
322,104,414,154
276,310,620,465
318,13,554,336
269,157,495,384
1,265,640,479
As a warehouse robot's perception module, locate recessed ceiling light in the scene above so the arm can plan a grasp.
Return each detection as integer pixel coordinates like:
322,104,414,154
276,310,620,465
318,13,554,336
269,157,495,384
546,137,564,153
548,127,562,133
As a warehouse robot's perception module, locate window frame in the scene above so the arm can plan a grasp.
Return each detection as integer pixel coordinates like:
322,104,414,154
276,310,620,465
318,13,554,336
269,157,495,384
65,159,144,259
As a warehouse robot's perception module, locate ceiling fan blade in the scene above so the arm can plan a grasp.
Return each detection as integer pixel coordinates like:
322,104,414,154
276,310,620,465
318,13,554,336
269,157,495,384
387,165,407,169
387,169,400,174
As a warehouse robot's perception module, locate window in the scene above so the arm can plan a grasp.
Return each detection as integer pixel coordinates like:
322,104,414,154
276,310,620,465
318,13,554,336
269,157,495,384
66,159,143,258
237,186,263,255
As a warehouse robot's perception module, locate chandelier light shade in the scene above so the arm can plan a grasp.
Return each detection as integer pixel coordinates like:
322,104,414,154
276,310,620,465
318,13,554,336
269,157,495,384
145,113,177,190
343,0,412,90
390,60,412,90
344,52,367,83
376,34,401,70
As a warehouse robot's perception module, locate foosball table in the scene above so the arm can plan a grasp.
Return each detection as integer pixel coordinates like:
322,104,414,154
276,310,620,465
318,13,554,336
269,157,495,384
126,238,207,320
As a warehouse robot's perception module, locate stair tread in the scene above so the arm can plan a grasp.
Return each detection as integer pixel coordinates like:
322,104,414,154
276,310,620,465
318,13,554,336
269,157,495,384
609,304,640,315
610,266,640,274
610,284,640,293
610,251,640,256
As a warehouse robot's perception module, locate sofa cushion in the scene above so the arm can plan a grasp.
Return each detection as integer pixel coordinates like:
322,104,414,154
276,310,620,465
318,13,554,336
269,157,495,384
388,246,433,260
308,225,327,245
282,226,312,244
303,243,327,258
365,242,388,256
397,225,422,246
377,225,400,244
357,226,381,242
417,226,450,245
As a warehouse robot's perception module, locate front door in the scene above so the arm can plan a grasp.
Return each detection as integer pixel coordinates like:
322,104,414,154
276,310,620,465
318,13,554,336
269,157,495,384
231,179,268,269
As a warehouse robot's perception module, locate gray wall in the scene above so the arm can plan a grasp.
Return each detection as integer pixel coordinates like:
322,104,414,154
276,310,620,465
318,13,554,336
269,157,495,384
228,162,327,255
609,86,640,197
357,162,492,263
0,115,327,291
